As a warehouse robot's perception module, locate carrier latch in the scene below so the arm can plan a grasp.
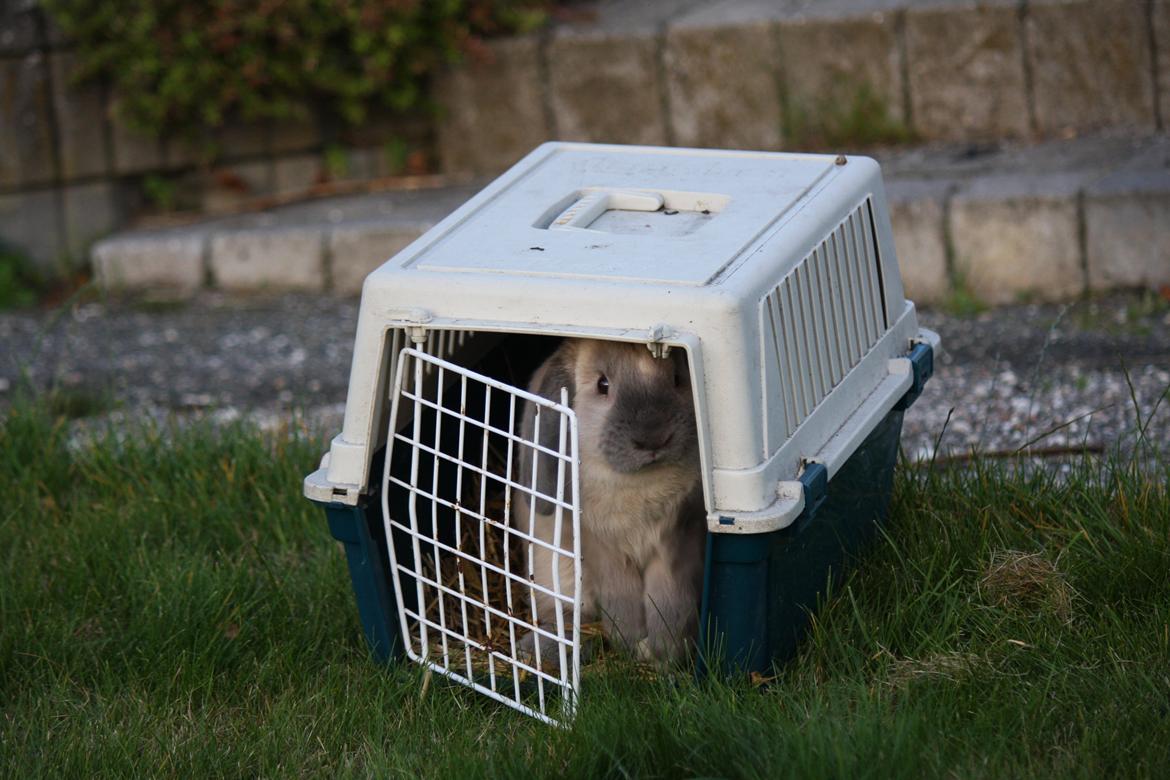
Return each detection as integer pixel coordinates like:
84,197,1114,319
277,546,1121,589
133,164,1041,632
646,324,674,358
797,462,829,521
893,342,934,411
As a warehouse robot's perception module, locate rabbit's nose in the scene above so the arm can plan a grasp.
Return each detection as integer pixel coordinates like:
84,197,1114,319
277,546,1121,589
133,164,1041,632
633,431,673,452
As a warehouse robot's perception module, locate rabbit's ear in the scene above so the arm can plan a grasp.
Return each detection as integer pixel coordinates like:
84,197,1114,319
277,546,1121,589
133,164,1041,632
518,346,576,516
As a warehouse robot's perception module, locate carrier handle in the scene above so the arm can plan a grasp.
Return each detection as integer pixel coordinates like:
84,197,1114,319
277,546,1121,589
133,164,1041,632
549,189,665,231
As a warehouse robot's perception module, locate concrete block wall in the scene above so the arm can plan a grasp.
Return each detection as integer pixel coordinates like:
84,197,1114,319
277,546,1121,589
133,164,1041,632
888,136,1170,306
8,0,1170,305
0,2,418,278
435,0,1168,174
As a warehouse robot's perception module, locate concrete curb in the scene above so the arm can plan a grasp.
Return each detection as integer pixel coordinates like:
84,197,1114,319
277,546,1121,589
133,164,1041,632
93,185,479,298
91,135,1170,307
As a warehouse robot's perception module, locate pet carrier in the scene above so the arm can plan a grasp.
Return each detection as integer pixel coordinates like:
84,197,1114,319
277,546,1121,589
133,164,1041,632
304,142,938,725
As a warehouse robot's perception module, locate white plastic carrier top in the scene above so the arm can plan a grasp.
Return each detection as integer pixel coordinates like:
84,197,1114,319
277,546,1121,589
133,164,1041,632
305,142,938,534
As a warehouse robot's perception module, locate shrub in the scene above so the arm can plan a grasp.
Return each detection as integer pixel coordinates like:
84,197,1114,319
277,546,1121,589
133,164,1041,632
44,0,550,138
0,245,40,310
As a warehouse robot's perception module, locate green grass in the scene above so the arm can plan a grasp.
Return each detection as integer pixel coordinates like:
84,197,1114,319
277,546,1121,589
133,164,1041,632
2,401,1168,777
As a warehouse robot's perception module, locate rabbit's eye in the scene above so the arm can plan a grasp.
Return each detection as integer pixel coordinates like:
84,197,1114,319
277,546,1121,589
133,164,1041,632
596,375,609,395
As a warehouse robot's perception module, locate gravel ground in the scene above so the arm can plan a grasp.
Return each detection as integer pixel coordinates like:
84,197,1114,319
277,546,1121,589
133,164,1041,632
1,292,1167,463
904,299,1170,465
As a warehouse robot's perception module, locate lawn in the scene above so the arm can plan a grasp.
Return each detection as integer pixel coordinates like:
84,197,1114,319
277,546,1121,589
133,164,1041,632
2,400,1168,778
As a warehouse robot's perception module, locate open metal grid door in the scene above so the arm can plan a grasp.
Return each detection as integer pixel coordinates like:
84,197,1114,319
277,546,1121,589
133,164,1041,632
381,346,582,726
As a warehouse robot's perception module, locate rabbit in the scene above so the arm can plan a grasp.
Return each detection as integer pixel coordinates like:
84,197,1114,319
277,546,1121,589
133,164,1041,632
510,338,706,674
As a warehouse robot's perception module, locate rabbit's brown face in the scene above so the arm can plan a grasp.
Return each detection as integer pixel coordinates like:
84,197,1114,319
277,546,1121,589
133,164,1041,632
572,340,699,475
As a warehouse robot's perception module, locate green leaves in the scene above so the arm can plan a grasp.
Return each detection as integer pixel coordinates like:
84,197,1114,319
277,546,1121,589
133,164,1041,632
42,0,551,137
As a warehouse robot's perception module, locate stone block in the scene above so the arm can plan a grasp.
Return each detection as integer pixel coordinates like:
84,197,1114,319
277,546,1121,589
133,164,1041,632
93,231,206,294
210,227,324,292
272,105,320,154
131,169,204,213
950,176,1082,304
109,92,164,174
216,121,270,161
329,221,429,295
1027,0,1155,134
885,179,949,305
341,107,419,148
0,187,63,277
201,160,273,213
671,0,808,27
163,136,207,170
1085,170,1170,292
160,121,270,171
49,50,110,180
777,11,905,149
1151,0,1168,129
0,52,57,187
273,154,323,197
42,5,68,48
337,147,382,182
664,20,782,150
563,0,703,36
548,33,668,145
905,4,1029,142
62,180,123,262
341,108,432,159
885,0,1020,10
0,0,41,55
437,36,549,175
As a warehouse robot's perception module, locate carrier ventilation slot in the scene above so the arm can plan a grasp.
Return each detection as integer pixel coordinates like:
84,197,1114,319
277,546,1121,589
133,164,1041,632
760,197,888,453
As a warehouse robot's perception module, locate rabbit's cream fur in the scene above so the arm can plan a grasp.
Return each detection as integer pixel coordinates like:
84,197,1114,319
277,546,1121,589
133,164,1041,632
513,339,705,668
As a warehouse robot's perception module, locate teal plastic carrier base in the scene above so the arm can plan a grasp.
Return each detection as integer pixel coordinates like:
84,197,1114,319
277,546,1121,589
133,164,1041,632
318,495,401,664
698,340,931,677
316,406,907,676
313,347,931,678
698,407,904,678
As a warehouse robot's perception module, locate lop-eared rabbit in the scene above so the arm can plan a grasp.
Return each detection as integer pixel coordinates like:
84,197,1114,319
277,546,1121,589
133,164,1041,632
512,339,706,669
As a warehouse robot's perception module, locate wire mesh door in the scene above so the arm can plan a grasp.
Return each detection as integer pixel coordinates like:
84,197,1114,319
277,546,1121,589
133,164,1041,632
381,346,582,726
